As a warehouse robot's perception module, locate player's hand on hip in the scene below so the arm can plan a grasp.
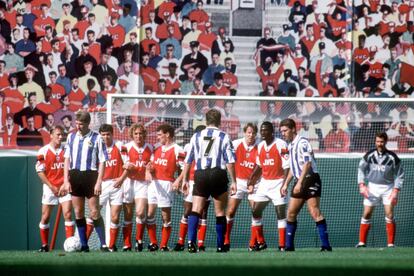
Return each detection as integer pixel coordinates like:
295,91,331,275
60,181,71,196
359,183,369,198
389,188,399,206
50,185,59,197
230,181,237,196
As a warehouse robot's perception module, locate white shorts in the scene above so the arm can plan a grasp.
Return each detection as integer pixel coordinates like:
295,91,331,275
253,178,287,206
42,184,71,205
123,178,149,203
148,179,173,208
231,178,258,201
364,182,393,206
100,179,123,206
183,180,212,203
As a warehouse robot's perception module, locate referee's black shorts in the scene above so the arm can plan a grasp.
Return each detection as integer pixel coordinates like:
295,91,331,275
69,170,98,199
193,168,229,198
291,173,322,200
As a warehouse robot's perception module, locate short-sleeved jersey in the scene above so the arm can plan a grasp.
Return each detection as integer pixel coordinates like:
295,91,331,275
64,130,108,171
233,138,258,180
103,141,127,181
256,138,289,180
152,143,185,182
125,142,153,181
288,135,318,179
36,144,65,187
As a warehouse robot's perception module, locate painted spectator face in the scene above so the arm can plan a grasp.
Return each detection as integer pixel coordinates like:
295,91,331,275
187,67,196,79
391,49,397,59
303,78,309,87
124,62,132,73
158,81,166,91
191,21,198,31
212,54,219,64
130,33,137,43
168,25,174,35
58,66,66,77
27,117,35,130
62,95,70,106
87,32,95,42
142,55,149,65
16,15,23,25
7,44,14,54
267,85,275,95
197,1,203,10
47,55,54,66
264,29,271,38
50,74,57,83
306,25,313,36
23,29,30,39
72,30,79,40
41,5,48,16
145,29,152,39
72,78,79,88
63,4,70,13
124,50,133,61
168,65,176,75
149,11,155,21
103,77,110,87
383,35,390,45
25,69,34,80
224,102,233,114
28,94,37,107
62,117,71,128
319,28,326,39
225,59,232,70
0,62,4,72
166,46,174,57
46,114,55,128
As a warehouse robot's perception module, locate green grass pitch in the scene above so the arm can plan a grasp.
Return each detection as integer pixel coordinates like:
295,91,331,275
1,248,413,276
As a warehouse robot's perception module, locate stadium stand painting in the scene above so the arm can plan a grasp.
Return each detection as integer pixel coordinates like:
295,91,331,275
0,0,414,275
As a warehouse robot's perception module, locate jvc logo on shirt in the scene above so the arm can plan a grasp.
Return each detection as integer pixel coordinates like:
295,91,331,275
264,159,274,165
154,158,168,166
51,162,64,170
240,160,255,169
106,160,117,167
133,161,146,168
372,164,386,172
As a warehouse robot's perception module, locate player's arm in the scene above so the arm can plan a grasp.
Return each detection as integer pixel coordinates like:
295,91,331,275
389,156,404,205
247,165,262,193
62,157,72,195
172,169,184,192
113,169,128,189
293,161,312,194
94,161,105,196
226,162,237,196
145,161,154,182
357,156,369,198
281,168,293,196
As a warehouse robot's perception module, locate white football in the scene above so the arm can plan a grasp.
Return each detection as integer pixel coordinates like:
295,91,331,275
64,236,81,252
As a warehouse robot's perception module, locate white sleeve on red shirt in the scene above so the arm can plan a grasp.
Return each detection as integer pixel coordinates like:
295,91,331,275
276,138,290,170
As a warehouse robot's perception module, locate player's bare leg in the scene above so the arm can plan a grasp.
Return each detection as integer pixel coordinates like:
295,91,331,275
175,201,192,251
307,197,331,251
146,204,159,251
108,204,122,251
122,203,134,251
384,205,396,247
88,196,108,250
198,200,210,251
188,196,206,253
224,198,241,250
134,198,148,251
275,204,287,251
251,201,269,251
286,197,305,251
213,192,228,252
39,205,54,252
61,201,75,238
160,207,172,251
357,205,375,247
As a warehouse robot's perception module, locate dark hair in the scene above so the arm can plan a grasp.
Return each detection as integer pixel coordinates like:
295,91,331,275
99,123,113,134
243,122,258,134
157,123,175,138
206,109,221,127
261,121,274,133
280,118,296,130
61,114,72,122
376,132,388,142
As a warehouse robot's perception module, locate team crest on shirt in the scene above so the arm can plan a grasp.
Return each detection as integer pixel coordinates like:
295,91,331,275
246,152,250,158
138,154,143,160
56,155,60,161
266,152,270,159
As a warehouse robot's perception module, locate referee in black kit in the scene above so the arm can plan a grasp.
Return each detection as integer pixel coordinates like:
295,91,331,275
61,111,109,252
182,108,237,253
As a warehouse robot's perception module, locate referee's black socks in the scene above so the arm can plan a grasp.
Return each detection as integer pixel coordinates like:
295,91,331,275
216,216,227,249
75,218,88,247
188,212,200,244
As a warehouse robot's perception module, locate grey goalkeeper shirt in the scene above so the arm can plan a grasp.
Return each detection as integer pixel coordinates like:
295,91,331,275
357,149,404,189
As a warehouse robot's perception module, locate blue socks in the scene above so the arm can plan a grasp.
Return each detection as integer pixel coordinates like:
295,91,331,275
216,216,227,249
76,218,88,247
286,221,297,249
93,217,106,246
188,212,200,244
316,219,330,248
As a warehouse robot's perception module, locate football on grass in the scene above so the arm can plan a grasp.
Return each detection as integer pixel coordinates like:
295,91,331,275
63,236,81,252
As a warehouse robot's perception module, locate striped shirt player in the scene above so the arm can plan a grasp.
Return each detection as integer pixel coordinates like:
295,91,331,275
36,126,74,252
62,111,108,252
146,124,185,251
183,109,237,253
122,123,153,252
356,132,404,248
280,118,331,252
224,123,258,251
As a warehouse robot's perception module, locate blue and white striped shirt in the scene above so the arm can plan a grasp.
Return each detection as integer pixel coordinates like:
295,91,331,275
64,130,108,171
185,126,236,170
288,135,318,179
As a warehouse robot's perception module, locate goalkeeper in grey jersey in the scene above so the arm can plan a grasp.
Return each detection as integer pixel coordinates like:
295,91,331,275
356,132,404,248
